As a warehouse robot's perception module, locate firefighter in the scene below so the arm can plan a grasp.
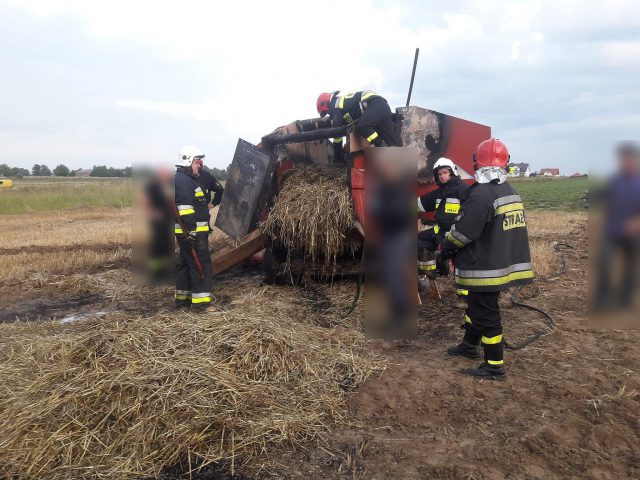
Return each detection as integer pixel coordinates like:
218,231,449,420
174,145,214,310
316,91,401,149
441,138,534,379
417,158,469,276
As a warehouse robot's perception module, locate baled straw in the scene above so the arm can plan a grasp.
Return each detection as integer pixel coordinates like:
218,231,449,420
262,167,357,268
0,289,383,479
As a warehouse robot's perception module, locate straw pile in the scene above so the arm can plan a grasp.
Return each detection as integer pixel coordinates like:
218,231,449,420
0,289,382,479
262,167,357,267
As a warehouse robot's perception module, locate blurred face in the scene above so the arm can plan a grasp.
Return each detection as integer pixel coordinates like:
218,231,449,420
191,158,204,176
155,166,172,184
619,152,640,175
437,167,452,184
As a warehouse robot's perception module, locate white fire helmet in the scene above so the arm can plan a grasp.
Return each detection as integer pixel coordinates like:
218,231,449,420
176,145,205,167
433,157,459,178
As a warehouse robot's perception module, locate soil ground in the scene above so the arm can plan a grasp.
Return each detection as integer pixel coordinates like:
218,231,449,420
1,212,638,480
260,219,640,480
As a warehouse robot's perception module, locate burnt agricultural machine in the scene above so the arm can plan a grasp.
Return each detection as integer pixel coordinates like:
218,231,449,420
210,106,491,281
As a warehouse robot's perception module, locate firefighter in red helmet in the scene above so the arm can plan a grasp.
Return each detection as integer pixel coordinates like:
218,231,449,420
316,91,401,148
441,138,534,379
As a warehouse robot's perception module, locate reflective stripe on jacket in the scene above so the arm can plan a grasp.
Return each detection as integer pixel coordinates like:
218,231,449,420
442,181,534,292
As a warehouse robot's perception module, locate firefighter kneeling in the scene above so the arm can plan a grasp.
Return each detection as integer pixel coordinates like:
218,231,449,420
417,157,469,279
441,138,534,379
174,145,214,311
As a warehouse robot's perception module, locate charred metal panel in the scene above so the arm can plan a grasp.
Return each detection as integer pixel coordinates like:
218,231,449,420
397,106,490,182
215,139,274,239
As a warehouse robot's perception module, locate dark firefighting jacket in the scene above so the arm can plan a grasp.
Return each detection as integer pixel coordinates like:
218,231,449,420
174,168,210,235
418,176,469,234
329,90,381,127
198,169,224,206
442,180,534,292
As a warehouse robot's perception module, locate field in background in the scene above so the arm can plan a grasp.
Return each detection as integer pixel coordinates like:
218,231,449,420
3,172,637,480
511,176,588,210
0,177,132,213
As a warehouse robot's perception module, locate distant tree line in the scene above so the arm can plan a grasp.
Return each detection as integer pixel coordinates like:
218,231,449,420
203,165,229,181
90,165,132,177
0,163,133,178
0,164,30,177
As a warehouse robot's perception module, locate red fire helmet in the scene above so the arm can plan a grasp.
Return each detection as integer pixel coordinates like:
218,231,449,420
316,92,332,116
473,138,510,170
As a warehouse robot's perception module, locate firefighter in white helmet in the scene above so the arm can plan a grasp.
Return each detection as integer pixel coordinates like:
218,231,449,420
417,158,470,276
174,145,214,310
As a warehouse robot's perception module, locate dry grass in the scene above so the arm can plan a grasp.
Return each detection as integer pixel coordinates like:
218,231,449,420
529,239,555,278
0,248,130,286
526,210,585,278
0,208,130,249
0,286,383,479
262,167,357,267
526,210,586,237
0,200,584,478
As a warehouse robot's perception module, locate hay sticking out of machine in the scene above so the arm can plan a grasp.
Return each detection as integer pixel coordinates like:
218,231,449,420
261,167,356,268
210,106,491,281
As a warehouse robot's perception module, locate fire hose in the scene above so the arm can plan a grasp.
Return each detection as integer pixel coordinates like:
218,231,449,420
341,248,365,319
172,204,205,281
341,241,575,348
505,242,574,350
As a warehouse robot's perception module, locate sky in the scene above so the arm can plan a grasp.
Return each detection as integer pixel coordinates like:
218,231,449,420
0,0,638,175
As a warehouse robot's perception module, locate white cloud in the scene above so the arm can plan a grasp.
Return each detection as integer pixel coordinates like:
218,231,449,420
1,0,639,172
511,41,521,60
600,41,640,68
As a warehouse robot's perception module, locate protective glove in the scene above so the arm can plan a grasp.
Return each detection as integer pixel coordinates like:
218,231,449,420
435,250,455,276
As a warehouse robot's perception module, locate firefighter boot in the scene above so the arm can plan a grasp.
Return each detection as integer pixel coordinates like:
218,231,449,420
466,363,506,380
175,301,190,310
447,341,481,359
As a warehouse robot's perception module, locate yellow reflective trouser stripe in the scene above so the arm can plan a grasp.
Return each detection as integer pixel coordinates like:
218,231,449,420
487,359,504,366
195,191,204,197
495,202,524,215
465,314,472,324
434,225,440,234
446,231,464,248
456,270,534,286
456,289,469,296
339,96,345,109
179,209,195,216
175,228,183,234
331,137,343,143
175,294,190,300
482,334,503,345
367,131,379,142
191,296,211,304
418,261,436,272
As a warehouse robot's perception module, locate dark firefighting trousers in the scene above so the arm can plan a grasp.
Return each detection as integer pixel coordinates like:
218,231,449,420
175,233,213,307
355,98,401,147
461,291,504,367
418,227,442,256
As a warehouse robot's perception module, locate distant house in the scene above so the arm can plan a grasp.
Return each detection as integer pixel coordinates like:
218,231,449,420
75,169,92,177
507,163,531,178
540,168,560,177
570,172,584,178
